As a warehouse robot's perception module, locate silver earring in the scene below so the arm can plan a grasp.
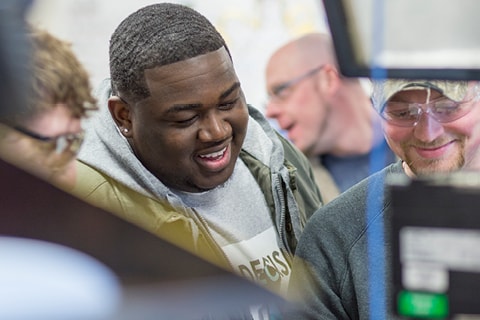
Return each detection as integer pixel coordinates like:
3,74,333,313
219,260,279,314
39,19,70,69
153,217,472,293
123,128,129,133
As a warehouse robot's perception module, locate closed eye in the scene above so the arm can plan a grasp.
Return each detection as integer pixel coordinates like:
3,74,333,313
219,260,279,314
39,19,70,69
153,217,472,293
218,98,239,110
433,101,461,116
387,109,415,120
173,115,198,127
383,102,420,120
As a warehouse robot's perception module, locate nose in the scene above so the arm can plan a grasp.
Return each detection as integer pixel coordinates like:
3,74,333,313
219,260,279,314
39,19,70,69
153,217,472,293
265,100,282,119
413,111,445,142
198,112,229,142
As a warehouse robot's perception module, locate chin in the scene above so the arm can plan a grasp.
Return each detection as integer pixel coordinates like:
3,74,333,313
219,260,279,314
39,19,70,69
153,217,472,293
412,161,462,176
201,172,232,191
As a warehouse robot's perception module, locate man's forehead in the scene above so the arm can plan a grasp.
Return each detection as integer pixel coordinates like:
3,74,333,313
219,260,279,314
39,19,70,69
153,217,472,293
138,47,239,108
145,47,231,80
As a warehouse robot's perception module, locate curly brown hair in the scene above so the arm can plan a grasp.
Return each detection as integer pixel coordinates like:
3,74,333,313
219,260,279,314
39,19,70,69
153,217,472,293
25,27,97,119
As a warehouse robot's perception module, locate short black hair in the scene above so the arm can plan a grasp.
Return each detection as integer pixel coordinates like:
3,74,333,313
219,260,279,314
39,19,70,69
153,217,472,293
109,2,230,103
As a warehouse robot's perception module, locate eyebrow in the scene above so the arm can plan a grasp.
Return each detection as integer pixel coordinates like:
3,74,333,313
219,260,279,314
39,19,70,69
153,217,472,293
166,82,241,114
219,82,241,100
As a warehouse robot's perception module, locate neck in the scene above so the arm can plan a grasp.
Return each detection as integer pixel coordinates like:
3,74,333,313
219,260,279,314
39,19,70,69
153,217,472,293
320,92,379,157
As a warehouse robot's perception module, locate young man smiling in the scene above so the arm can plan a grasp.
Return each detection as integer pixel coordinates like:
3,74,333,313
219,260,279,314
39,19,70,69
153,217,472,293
287,79,480,319
72,3,322,297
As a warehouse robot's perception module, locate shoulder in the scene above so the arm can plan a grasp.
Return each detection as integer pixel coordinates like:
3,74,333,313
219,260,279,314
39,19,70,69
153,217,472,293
290,161,403,319
73,160,112,197
72,160,183,233
245,105,311,171
72,160,163,213
299,161,402,248
72,160,131,214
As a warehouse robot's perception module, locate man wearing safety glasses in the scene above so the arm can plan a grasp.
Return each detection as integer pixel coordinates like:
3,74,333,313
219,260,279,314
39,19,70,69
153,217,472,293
0,27,96,190
286,79,480,320
378,80,480,176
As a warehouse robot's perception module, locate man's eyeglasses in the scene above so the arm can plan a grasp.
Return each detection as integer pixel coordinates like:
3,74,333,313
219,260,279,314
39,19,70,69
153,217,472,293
268,65,324,102
11,125,84,155
380,97,476,127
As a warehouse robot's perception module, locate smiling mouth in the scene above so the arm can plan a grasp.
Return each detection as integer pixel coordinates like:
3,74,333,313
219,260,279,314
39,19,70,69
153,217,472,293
196,144,231,173
414,141,456,158
416,140,455,150
198,146,227,160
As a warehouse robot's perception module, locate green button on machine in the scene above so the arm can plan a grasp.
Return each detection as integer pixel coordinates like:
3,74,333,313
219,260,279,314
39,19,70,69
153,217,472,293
398,291,448,319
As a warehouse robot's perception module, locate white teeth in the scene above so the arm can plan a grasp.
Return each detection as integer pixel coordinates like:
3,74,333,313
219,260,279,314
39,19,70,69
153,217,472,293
199,146,226,159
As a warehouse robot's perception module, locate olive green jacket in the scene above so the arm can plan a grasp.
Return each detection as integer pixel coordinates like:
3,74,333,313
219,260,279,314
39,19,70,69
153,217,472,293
73,134,322,270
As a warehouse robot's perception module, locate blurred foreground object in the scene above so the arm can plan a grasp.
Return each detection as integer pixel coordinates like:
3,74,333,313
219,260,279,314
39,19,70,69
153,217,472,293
323,0,480,80
0,0,31,119
0,158,291,319
0,236,121,319
389,173,480,319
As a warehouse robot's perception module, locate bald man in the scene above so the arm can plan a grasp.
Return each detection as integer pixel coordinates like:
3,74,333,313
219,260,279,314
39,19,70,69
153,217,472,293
265,33,396,202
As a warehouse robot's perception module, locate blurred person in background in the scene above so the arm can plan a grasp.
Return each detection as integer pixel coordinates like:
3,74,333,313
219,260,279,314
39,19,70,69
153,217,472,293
0,26,96,190
265,33,396,203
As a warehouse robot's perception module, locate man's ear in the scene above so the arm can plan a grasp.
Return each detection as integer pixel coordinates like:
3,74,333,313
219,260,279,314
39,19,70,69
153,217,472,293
315,63,341,96
108,96,132,137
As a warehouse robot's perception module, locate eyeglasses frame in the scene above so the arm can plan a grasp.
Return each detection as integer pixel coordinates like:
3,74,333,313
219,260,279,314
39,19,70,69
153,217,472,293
379,84,480,127
268,65,325,102
10,125,84,155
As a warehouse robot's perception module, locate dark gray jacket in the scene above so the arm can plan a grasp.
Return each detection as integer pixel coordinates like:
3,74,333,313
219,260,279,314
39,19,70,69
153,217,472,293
288,161,405,320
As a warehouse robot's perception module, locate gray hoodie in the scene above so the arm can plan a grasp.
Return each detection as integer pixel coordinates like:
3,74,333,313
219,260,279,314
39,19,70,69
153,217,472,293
77,79,322,255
